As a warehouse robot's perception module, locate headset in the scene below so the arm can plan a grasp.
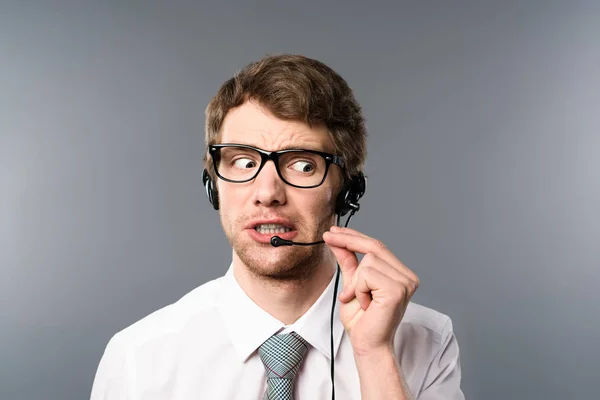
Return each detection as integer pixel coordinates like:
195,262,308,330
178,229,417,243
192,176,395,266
202,167,366,399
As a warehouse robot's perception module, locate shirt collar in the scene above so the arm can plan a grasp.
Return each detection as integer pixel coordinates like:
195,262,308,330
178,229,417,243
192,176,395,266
217,263,344,363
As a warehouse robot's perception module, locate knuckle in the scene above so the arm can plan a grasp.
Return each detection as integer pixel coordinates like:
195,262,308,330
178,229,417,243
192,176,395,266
408,283,417,294
361,253,376,265
397,284,407,298
373,239,387,250
399,276,412,290
362,265,375,276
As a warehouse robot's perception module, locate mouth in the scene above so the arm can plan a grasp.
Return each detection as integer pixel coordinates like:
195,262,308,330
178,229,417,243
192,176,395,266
245,219,298,244
253,223,293,235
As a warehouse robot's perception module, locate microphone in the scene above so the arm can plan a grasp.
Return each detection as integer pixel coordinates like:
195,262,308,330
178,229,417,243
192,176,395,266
270,236,325,247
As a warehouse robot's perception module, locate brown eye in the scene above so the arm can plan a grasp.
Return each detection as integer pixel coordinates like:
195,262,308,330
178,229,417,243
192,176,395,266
233,158,257,169
291,161,315,173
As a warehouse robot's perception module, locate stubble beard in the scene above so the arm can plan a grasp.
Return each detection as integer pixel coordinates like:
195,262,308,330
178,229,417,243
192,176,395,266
223,212,334,282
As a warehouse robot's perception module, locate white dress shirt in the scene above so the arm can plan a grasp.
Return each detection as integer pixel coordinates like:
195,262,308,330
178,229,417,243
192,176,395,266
91,263,465,399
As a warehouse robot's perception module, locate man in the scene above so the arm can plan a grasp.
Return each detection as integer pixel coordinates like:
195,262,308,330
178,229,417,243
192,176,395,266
91,54,465,399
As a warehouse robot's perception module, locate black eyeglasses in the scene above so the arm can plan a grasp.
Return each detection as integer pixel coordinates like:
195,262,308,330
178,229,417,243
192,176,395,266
208,143,345,188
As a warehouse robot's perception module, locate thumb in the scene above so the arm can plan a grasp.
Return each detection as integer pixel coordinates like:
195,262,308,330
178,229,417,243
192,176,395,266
326,242,359,288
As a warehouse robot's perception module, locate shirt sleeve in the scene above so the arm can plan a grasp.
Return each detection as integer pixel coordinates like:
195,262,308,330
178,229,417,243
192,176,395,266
90,334,134,400
417,317,466,400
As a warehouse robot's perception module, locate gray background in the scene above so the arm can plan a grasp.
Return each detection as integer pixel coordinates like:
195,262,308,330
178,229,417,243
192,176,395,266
1,1,598,399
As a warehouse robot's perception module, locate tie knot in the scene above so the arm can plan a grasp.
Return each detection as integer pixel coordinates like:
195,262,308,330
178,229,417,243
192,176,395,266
258,331,308,380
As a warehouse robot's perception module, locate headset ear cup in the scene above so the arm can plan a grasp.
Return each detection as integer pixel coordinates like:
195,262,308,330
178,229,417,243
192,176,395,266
202,169,220,211
335,172,366,216
210,184,219,210
354,172,366,200
335,181,352,216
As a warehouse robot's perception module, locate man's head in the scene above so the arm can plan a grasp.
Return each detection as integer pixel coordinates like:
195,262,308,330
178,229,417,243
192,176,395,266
204,54,367,281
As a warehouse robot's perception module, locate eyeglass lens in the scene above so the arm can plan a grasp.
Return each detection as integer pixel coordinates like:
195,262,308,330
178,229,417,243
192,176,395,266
216,147,328,187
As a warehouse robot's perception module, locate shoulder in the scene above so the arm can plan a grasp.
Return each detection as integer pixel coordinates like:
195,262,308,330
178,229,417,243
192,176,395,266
91,276,227,398
398,303,464,398
395,301,456,354
403,301,453,337
109,275,225,348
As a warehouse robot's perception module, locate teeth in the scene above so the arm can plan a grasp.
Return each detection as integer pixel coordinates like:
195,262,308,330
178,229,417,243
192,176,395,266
255,224,292,234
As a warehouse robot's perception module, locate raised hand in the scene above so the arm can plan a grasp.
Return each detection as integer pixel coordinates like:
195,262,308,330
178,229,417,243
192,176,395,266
323,226,419,356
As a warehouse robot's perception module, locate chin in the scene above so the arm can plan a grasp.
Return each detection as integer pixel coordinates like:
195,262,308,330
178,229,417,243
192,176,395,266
233,241,320,281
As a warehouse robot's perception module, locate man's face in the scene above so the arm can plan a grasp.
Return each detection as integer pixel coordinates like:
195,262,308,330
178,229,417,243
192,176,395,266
215,100,341,281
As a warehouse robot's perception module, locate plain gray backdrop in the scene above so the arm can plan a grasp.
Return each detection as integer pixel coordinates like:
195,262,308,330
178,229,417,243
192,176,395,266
1,1,598,399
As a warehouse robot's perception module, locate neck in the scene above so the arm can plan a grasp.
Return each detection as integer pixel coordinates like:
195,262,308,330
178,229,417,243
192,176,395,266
232,251,336,325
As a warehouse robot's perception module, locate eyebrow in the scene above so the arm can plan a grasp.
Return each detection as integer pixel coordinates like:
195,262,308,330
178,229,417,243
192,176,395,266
224,142,327,152
275,144,324,152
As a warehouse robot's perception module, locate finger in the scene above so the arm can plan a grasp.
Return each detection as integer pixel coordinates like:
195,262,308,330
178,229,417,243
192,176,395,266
323,235,359,288
352,266,398,310
330,225,369,238
360,253,408,284
338,254,402,303
338,254,416,303
323,231,418,283
341,266,373,310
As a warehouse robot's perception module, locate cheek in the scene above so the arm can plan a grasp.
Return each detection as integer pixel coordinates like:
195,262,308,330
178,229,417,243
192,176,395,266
298,186,336,213
322,188,335,204
217,185,248,225
323,179,340,204
218,183,248,208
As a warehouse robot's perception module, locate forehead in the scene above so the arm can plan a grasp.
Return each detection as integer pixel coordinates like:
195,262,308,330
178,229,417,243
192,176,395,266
219,100,335,152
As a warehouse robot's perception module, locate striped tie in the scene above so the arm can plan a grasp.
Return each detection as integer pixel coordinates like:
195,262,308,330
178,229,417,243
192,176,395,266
258,331,308,400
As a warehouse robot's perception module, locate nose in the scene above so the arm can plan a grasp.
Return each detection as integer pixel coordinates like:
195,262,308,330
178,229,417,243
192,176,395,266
251,160,286,207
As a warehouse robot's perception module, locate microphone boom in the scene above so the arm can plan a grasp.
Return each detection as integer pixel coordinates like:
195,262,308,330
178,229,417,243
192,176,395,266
270,236,325,247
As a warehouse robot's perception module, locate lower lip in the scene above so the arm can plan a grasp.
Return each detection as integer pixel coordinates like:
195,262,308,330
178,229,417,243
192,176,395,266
246,228,298,244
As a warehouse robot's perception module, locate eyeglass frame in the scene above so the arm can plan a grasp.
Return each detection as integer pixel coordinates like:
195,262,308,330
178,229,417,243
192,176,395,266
208,143,346,189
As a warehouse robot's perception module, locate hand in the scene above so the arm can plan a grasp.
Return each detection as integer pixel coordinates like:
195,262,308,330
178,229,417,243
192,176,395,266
322,226,419,357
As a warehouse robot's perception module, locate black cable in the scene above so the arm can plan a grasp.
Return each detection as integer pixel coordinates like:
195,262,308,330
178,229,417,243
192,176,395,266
330,210,357,400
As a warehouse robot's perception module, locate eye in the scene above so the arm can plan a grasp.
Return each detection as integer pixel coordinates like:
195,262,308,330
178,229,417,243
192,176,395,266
233,158,257,169
291,160,315,173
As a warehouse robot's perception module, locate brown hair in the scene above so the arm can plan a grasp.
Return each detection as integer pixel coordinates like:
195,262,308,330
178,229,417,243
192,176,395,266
204,54,367,179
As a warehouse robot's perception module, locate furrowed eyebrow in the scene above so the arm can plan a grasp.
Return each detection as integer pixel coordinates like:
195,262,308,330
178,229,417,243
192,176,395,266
275,145,322,152
224,142,326,152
